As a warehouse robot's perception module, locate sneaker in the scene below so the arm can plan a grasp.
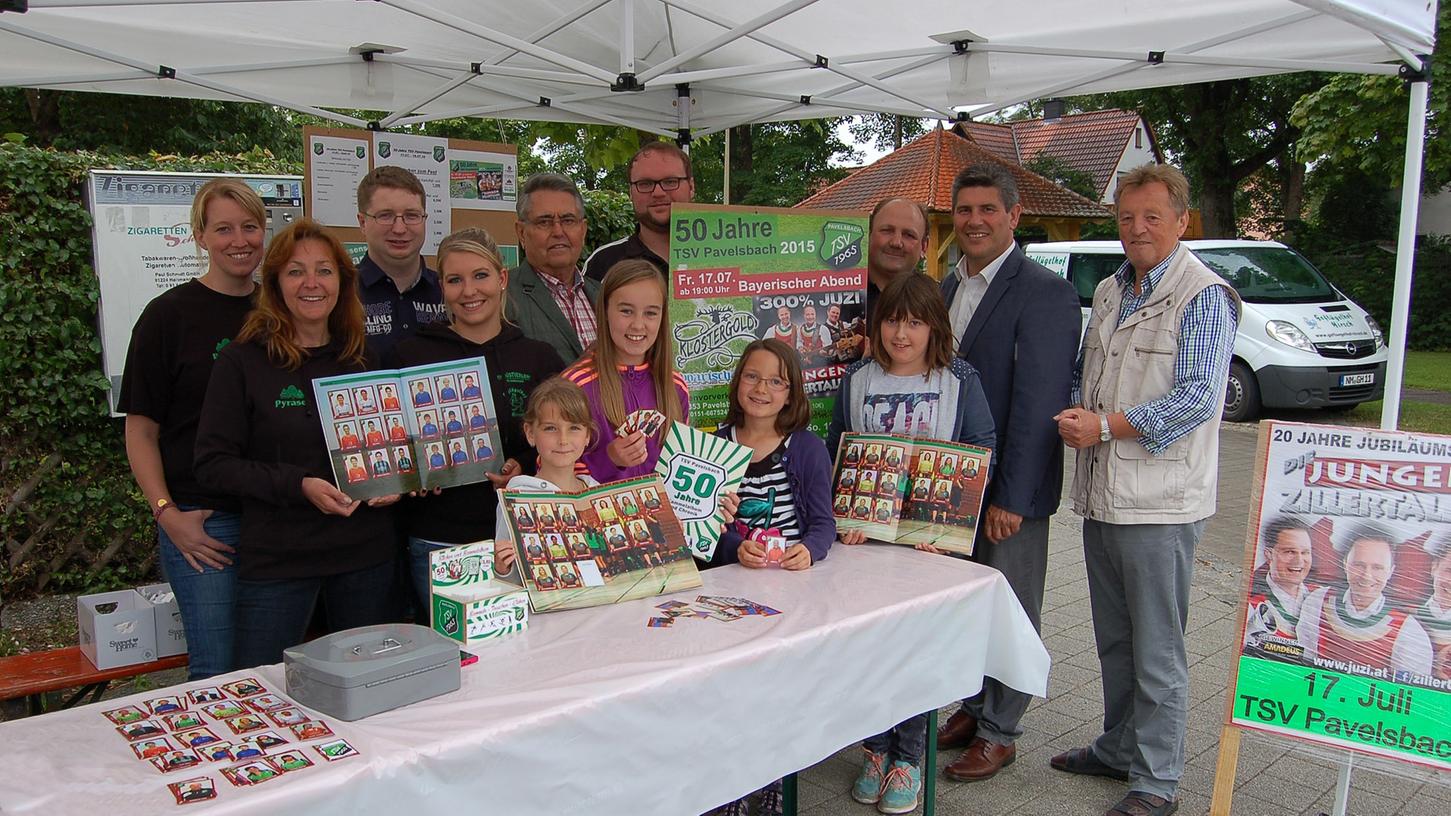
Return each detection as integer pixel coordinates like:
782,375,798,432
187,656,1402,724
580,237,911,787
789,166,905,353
851,748,889,804
876,761,921,815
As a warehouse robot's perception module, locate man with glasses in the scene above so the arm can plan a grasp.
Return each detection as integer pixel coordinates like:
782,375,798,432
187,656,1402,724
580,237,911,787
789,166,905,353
507,173,600,363
356,166,445,355
585,142,695,281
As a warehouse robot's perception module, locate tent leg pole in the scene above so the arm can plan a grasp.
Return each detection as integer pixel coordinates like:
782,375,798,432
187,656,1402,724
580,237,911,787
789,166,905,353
1381,77,1429,431
724,127,732,205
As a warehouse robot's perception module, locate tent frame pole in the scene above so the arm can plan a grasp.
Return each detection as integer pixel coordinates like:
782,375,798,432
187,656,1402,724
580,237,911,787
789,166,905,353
1381,74,1430,431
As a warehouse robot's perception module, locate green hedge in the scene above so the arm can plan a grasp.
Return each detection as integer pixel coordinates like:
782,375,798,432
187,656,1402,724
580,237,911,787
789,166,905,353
1296,236,1451,352
0,143,300,601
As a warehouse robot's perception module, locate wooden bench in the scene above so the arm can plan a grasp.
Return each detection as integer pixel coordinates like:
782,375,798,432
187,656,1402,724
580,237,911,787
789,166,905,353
0,646,188,717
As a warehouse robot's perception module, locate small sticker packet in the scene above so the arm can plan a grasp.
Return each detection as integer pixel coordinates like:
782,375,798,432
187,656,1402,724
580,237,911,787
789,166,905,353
313,738,359,762
150,749,204,774
616,409,666,438
103,705,148,725
162,712,205,732
288,720,334,742
220,760,279,787
167,776,217,805
117,720,168,742
220,678,266,699
267,750,315,773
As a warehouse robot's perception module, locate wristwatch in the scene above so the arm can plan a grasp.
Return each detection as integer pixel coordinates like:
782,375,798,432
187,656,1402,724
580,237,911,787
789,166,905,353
152,498,176,521
1098,414,1113,443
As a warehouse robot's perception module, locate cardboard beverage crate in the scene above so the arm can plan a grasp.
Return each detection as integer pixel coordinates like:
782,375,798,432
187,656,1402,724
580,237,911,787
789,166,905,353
136,582,187,658
77,589,158,669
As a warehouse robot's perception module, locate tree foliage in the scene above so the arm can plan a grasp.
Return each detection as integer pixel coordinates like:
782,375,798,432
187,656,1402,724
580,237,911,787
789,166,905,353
1292,4,1450,195
1073,73,1327,237
846,114,929,152
0,143,299,601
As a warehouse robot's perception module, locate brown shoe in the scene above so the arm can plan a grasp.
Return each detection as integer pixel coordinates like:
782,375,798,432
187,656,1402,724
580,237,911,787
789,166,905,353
935,709,979,750
942,737,1016,782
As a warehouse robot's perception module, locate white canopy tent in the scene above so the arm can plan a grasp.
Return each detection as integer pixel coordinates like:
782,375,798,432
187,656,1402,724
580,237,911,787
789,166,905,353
0,0,1437,428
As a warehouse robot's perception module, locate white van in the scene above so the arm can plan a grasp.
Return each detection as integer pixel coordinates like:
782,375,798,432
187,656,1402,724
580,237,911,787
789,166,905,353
1024,240,1387,423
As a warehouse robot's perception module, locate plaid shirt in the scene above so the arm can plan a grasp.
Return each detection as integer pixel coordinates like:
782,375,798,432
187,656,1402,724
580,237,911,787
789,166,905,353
1072,244,1238,455
538,267,598,351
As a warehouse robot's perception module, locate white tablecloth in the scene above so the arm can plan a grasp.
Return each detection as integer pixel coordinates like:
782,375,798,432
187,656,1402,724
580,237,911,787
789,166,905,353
0,545,1049,815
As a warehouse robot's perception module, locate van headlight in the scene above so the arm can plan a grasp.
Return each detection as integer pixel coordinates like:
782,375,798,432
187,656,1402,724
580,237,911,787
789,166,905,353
1266,320,1316,352
1365,315,1385,349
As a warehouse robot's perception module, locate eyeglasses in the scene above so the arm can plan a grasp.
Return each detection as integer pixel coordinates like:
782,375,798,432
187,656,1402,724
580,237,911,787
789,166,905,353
363,210,427,226
741,371,789,392
527,214,584,231
630,177,689,194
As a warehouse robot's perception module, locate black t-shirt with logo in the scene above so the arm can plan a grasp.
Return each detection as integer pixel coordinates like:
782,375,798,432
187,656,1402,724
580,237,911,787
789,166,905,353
117,279,255,511
357,254,446,357
193,339,394,580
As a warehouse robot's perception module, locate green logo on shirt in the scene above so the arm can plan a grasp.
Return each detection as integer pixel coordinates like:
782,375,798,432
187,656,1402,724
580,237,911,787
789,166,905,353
507,386,527,417
212,337,231,360
275,385,307,409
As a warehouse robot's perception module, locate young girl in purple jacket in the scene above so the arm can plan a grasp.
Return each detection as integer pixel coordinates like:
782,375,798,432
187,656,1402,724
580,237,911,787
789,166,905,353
563,260,689,482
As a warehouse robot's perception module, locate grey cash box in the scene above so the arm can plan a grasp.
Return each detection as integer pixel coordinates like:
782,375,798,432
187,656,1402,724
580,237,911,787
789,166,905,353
283,624,460,721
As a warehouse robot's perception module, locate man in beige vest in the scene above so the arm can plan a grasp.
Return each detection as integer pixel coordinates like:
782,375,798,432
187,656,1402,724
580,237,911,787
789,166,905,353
1050,164,1239,816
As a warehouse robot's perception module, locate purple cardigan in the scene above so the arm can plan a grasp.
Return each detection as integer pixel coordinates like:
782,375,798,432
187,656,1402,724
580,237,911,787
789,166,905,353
708,427,836,568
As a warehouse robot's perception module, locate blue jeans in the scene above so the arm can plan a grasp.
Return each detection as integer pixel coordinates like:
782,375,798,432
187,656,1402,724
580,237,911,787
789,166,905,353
157,507,241,681
409,537,453,626
232,558,398,670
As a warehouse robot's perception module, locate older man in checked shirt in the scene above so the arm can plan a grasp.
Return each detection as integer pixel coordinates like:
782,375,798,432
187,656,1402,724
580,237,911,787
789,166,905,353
1051,163,1239,816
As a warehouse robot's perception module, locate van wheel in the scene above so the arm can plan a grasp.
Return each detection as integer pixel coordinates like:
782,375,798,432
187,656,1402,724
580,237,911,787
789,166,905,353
1223,362,1260,423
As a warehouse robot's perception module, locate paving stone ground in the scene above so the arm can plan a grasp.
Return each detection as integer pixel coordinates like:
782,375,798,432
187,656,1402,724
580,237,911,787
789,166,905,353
794,424,1451,816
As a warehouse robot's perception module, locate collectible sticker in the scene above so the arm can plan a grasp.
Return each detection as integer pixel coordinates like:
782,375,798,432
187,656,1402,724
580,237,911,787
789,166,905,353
265,707,309,727
200,701,247,720
224,714,268,735
146,696,186,716
245,693,289,712
131,738,175,760
288,720,334,741
167,776,217,805
162,711,205,731
150,749,204,774
117,720,167,742
221,760,279,787
199,742,235,763
313,738,359,761
103,705,147,725
267,750,315,773
220,678,266,699
172,727,222,748
187,687,225,706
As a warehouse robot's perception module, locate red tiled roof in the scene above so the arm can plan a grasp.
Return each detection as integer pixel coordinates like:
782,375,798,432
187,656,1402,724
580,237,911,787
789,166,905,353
954,110,1152,200
796,128,1108,219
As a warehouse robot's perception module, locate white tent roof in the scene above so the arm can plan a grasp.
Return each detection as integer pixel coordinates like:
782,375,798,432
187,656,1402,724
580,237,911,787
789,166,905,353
0,1,1434,138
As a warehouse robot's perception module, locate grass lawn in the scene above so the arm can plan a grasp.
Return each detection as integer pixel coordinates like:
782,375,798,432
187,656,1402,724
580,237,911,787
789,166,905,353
1347,399,1451,433
1401,350,1451,392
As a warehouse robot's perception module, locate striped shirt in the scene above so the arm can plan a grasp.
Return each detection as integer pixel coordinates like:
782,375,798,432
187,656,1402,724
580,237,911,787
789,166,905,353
537,267,598,351
1072,244,1238,455
730,431,801,544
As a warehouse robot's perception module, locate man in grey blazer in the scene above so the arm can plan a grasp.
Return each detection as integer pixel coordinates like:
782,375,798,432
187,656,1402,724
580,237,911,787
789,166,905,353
506,174,601,364
936,163,1082,782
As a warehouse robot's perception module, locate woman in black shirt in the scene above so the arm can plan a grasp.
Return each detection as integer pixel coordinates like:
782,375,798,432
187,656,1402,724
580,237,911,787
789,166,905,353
195,219,399,669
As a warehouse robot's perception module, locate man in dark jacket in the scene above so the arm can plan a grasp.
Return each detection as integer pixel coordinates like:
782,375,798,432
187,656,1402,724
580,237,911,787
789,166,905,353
936,163,1081,782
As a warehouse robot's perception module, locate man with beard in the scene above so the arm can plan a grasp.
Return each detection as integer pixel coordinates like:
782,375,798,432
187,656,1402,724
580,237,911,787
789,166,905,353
585,142,694,281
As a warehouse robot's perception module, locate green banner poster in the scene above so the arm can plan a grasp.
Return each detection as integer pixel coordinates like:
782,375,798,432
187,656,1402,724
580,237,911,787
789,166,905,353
667,204,869,433
1226,421,1451,771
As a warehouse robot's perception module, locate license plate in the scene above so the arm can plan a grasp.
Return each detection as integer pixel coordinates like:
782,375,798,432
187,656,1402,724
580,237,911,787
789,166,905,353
1340,373,1374,386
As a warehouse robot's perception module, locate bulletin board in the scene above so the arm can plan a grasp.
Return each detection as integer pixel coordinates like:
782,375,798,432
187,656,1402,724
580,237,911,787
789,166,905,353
302,126,520,267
